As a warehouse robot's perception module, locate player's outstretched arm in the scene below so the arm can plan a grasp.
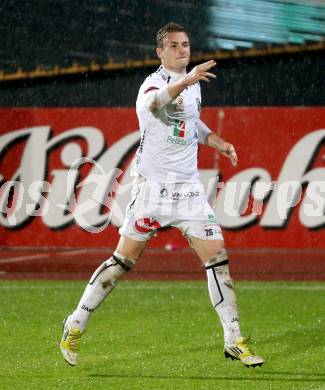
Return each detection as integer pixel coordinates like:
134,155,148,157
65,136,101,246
207,132,238,167
147,60,216,113
168,60,216,99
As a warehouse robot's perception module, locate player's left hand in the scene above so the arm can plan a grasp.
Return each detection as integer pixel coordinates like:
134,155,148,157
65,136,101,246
219,143,238,167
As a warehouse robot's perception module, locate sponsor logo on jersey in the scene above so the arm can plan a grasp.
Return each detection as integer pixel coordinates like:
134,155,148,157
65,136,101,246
173,119,185,138
171,190,200,200
134,217,161,233
208,213,217,223
176,96,184,112
167,120,196,145
166,136,187,145
160,188,168,198
159,188,200,200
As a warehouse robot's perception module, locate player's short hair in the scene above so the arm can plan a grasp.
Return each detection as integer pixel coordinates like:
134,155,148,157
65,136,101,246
156,22,189,48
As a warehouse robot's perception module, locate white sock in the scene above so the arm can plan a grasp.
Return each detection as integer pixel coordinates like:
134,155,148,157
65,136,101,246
70,252,135,331
205,260,241,345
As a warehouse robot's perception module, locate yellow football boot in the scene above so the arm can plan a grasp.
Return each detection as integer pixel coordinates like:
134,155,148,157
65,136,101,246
224,336,264,367
60,316,83,366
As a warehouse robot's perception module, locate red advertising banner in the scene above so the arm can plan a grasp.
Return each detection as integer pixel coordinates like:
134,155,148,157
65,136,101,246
0,107,324,279
0,107,325,248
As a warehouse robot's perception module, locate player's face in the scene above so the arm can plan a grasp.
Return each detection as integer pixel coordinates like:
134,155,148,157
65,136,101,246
156,32,190,72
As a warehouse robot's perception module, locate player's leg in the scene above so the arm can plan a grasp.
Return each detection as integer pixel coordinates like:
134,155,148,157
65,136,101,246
60,175,157,365
60,235,146,366
189,237,241,344
189,236,264,367
71,235,146,331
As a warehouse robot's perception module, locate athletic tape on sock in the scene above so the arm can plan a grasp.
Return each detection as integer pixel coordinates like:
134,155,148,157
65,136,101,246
112,254,131,271
205,249,228,269
113,251,136,270
88,253,135,285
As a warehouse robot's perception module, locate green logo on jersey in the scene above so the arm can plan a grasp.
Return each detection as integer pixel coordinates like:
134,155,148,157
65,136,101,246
173,120,185,138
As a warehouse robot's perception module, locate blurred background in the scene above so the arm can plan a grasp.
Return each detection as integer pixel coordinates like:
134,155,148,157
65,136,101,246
1,0,324,105
0,0,324,280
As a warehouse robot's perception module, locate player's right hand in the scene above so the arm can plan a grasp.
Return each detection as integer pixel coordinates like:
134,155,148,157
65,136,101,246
219,143,238,167
184,60,216,86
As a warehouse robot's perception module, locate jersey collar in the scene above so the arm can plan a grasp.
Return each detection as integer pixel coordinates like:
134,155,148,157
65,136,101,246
159,65,186,82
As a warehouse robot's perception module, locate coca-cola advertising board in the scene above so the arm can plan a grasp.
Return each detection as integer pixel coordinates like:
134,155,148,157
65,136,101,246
0,107,324,266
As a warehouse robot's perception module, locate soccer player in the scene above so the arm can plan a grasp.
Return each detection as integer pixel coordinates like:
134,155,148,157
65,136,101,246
60,22,264,368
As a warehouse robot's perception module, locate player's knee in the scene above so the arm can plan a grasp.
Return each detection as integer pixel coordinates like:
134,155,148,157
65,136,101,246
204,248,229,269
113,251,136,270
205,250,235,307
89,252,136,289
116,236,146,261
205,249,235,293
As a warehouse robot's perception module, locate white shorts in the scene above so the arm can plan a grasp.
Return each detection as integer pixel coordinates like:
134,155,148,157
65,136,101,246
119,176,223,242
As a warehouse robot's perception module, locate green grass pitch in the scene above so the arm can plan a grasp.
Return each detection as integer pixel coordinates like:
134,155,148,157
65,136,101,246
1,280,325,389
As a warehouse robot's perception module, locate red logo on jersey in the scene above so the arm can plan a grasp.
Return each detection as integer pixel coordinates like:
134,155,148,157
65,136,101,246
176,96,184,112
173,120,186,138
134,217,161,233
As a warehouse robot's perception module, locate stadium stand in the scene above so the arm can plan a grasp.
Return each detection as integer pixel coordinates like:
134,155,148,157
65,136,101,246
0,0,324,81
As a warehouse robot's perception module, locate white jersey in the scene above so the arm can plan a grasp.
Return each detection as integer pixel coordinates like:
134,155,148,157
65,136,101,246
134,65,202,183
